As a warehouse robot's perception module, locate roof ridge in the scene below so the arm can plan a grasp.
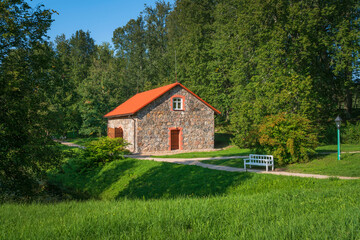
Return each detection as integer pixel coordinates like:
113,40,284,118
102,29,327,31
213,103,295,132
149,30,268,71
104,82,220,118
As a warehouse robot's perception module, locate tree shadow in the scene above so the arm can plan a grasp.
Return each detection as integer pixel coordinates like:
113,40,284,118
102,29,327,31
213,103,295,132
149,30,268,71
115,162,253,200
84,160,137,196
48,159,137,199
214,133,233,149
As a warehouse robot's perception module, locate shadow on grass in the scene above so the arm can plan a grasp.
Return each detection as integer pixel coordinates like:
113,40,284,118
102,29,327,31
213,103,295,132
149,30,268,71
83,160,137,196
214,133,233,149
115,162,253,200
48,159,137,200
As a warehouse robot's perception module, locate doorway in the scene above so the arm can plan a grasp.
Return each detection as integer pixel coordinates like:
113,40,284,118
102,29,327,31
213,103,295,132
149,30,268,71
170,129,180,150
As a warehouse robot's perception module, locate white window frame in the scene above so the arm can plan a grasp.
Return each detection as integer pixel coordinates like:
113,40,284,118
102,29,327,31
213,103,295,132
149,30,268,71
172,97,183,110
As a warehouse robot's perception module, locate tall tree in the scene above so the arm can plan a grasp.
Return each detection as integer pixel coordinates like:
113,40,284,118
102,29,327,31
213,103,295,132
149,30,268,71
220,0,360,146
53,30,96,135
78,43,128,136
167,0,228,123
113,16,147,93
143,1,173,89
0,0,62,193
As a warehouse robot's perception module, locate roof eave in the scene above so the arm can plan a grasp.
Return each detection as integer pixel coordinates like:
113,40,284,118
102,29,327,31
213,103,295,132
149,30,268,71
103,113,135,118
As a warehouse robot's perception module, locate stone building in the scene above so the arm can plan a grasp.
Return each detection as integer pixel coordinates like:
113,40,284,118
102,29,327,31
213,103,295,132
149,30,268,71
104,82,221,153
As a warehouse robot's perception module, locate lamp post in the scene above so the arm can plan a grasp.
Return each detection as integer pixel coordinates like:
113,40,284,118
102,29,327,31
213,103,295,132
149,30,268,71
335,116,342,160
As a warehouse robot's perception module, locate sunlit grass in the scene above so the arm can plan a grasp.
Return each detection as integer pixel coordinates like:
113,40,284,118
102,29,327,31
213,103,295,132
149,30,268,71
65,137,99,147
2,147,360,239
316,144,360,152
285,153,360,177
154,146,251,158
200,153,360,177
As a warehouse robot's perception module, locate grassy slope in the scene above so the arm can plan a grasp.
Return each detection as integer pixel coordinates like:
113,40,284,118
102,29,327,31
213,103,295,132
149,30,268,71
1,157,360,239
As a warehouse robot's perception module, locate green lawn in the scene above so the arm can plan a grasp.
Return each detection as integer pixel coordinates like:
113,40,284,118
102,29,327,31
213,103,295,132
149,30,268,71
1,156,360,239
316,144,360,152
65,137,99,147
201,158,245,168
285,153,360,177
154,146,251,158
201,153,360,177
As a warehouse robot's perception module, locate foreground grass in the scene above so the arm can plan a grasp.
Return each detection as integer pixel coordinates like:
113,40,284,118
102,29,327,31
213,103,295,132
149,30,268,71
2,178,359,239
2,154,360,239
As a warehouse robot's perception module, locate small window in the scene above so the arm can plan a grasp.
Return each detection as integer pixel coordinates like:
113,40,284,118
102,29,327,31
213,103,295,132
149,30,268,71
172,97,183,110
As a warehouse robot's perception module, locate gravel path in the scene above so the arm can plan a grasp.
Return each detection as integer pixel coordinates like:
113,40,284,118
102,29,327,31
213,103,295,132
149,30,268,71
54,140,85,149
56,140,359,180
129,155,360,180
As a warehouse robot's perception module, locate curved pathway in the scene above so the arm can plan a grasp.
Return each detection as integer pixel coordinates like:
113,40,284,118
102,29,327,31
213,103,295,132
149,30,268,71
54,140,86,149
56,140,359,180
130,155,360,180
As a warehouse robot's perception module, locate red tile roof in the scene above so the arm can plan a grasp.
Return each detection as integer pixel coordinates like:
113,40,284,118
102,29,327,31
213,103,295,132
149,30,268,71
104,82,221,118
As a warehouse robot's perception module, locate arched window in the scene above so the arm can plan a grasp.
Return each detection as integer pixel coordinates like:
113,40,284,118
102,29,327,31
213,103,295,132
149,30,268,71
114,127,123,138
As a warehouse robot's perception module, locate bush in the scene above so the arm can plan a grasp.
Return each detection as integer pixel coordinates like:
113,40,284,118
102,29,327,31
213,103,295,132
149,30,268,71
342,121,360,144
318,124,337,145
256,113,319,165
81,137,130,164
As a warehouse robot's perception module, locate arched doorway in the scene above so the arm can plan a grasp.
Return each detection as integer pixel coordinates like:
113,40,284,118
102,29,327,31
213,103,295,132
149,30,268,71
114,127,123,138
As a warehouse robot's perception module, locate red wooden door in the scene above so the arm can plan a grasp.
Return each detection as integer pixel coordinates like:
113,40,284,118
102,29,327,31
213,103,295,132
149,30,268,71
171,130,180,150
108,128,115,138
115,127,123,138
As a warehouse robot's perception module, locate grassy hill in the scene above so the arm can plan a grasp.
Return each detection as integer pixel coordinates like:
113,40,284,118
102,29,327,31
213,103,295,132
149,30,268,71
1,154,360,239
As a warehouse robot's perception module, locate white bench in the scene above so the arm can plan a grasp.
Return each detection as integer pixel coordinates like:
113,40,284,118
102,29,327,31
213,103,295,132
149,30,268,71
244,154,274,172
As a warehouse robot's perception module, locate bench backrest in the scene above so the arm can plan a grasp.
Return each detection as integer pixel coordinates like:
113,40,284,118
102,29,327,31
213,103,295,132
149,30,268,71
249,154,273,161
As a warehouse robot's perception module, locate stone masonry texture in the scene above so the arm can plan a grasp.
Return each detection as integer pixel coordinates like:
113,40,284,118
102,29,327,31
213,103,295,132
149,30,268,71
108,85,215,153
107,117,135,152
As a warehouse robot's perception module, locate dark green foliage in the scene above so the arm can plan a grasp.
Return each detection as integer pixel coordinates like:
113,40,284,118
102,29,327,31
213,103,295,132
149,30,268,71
53,30,96,135
2,0,360,196
81,137,130,164
0,1,63,194
0,0,53,61
342,122,360,144
40,0,360,142
319,123,338,145
112,1,173,93
254,113,319,165
77,44,128,136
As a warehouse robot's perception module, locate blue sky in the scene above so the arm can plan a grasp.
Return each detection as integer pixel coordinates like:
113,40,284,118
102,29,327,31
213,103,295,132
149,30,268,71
28,0,175,45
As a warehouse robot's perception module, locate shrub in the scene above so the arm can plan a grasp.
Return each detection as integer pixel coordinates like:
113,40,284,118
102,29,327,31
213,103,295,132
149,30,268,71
81,137,130,164
342,121,360,144
256,113,319,165
318,123,337,145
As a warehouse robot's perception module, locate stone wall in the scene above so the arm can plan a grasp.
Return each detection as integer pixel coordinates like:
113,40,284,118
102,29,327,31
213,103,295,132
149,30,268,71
107,117,136,152
135,85,214,153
